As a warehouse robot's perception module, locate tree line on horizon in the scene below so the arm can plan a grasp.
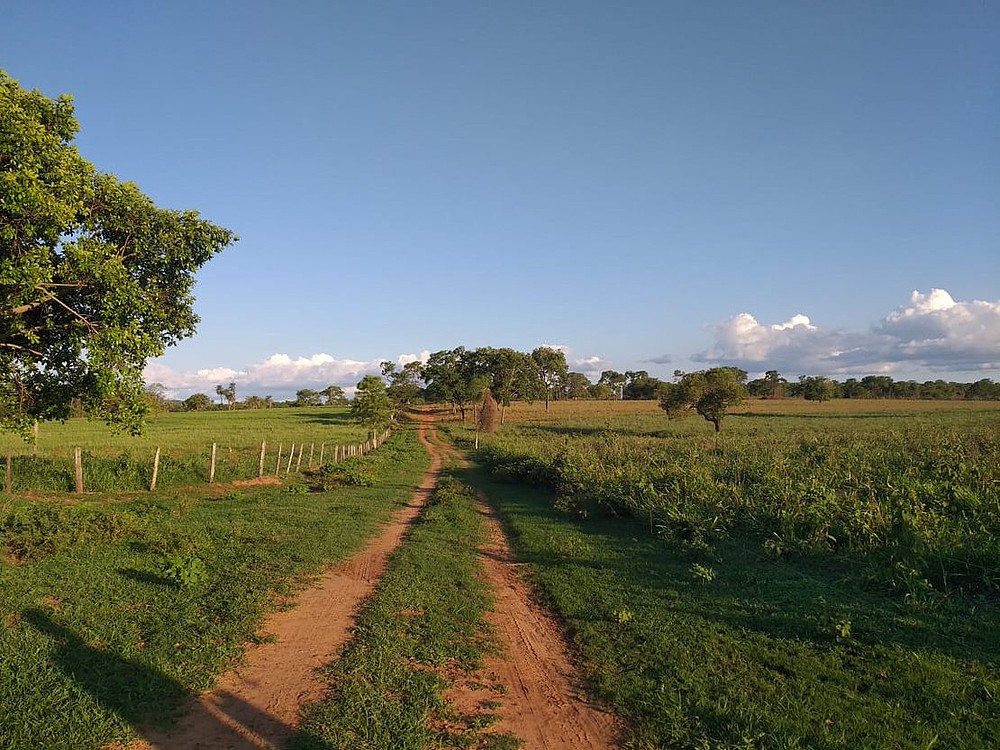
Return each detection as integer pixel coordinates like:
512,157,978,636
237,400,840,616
154,349,999,416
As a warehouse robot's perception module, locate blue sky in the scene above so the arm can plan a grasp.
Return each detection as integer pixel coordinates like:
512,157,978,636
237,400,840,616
4,2,999,399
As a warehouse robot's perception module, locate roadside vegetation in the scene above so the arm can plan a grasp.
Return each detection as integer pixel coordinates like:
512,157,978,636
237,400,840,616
444,399,1000,749
0,426,429,750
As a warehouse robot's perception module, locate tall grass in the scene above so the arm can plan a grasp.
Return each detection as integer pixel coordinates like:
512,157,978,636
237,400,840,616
463,402,1000,599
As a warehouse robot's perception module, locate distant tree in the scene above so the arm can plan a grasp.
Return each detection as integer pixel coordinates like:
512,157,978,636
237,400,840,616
966,378,1000,400
861,375,894,399
423,347,487,422
321,385,348,406
244,394,265,409
763,370,786,398
598,370,627,400
531,346,569,409
143,383,170,413
562,372,593,399
295,388,322,406
840,378,867,399
473,347,541,423
221,382,237,409
659,367,748,432
588,383,615,400
798,375,836,402
215,384,226,407
352,375,394,431
623,370,666,400
182,393,213,411
0,72,236,437
383,361,424,406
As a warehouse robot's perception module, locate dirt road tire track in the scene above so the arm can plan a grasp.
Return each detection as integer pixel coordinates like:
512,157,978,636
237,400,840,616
129,416,444,750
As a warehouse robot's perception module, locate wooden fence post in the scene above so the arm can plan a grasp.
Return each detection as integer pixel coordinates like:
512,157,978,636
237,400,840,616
285,444,295,474
296,444,304,472
258,441,267,478
74,447,83,494
5,449,11,495
308,443,314,469
150,447,161,491
275,443,283,475
209,443,217,484
319,443,325,465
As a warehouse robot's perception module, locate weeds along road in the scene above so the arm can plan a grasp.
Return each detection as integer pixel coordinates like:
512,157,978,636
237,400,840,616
130,410,619,749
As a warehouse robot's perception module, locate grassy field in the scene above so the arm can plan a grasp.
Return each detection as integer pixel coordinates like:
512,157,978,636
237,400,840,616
443,398,1000,749
4,399,998,748
0,407,373,493
0,418,429,750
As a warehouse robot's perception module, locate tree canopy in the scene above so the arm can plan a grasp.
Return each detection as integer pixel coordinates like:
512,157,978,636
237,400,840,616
659,367,748,432
351,375,394,431
0,71,236,435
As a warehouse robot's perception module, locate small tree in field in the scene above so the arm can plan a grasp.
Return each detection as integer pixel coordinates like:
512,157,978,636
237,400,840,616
660,367,748,432
352,375,394,432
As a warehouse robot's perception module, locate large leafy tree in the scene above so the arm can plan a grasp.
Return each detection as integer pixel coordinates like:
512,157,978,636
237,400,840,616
531,346,569,409
472,347,541,423
659,367,748,432
321,385,348,406
423,347,487,421
1,71,236,435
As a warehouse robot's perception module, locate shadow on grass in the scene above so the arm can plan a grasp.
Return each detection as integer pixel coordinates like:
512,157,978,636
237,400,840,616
461,468,1000,669
118,568,177,588
22,609,298,749
285,410,357,426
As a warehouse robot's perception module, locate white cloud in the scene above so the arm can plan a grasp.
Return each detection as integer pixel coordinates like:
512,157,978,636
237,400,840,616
145,352,387,400
571,355,612,381
398,351,431,366
694,289,1000,377
876,289,1000,370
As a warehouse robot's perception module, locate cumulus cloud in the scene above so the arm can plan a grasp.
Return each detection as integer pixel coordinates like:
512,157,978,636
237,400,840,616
398,350,431,367
145,352,388,400
694,289,1000,377
571,355,613,381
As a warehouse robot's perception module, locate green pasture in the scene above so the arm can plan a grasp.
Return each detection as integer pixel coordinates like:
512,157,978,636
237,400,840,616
0,407,373,494
0,426,429,750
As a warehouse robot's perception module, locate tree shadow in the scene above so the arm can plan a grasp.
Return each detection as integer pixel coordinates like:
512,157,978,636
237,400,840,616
286,410,356,426
118,568,177,588
22,608,300,749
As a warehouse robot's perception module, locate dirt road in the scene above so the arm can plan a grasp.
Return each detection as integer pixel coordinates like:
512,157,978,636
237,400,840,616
129,413,619,749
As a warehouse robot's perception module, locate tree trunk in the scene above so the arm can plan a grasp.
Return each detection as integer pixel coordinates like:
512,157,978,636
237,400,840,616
713,418,721,433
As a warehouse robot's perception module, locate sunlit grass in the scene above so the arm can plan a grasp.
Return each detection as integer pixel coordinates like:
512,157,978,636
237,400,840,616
0,428,430,750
